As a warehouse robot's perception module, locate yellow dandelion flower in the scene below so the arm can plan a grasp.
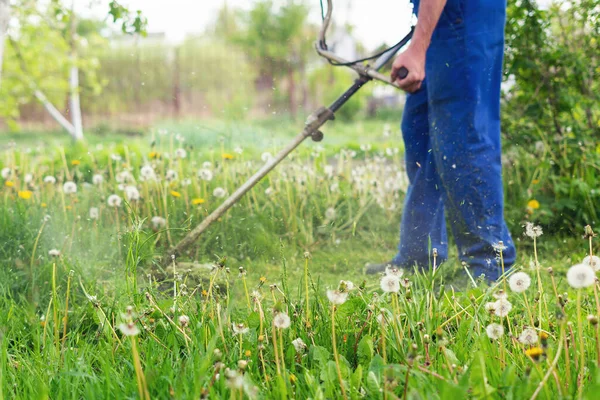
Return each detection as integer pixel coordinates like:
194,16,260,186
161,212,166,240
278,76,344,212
66,205,72,210
41,202,47,208
71,160,81,166
527,199,540,210
170,190,181,198
222,153,234,160
149,151,159,159
201,289,208,297
539,332,549,340
192,198,205,205
5,181,14,187
259,276,267,284
532,179,540,185
289,374,297,384
525,347,544,360
244,350,251,357
18,190,33,200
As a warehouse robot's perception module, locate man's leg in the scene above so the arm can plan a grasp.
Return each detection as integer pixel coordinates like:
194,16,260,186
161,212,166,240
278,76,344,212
391,85,448,268
426,0,516,280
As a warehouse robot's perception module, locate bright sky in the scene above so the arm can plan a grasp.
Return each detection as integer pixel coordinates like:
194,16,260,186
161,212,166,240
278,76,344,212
78,0,415,49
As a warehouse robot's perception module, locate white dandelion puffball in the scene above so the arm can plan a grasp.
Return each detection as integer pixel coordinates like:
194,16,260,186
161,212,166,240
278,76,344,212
486,323,504,340
292,337,307,353
524,222,543,238
116,170,132,183
43,176,56,184
1,167,12,179
140,165,156,181
151,216,166,229
518,328,538,345
63,181,77,194
261,152,273,163
232,323,249,335
24,173,33,183
92,174,104,185
509,272,531,293
198,168,213,181
385,265,404,278
583,255,600,272
493,299,512,317
165,169,178,181
567,264,596,289
265,187,274,196
340,280,354,291
234,146,243,154
330,182,339,193
182,178,192,186
202,161,212,169
484,302,496,313
380,275,400,293
213,187,227,198
89,207,99,220
273,312,291,329
124,185,140,201
118,322,140,337
325,207,336,220
326,289,348,305
175,148,187,159
178,315,190,327
107,194,122,207
48,249,61,257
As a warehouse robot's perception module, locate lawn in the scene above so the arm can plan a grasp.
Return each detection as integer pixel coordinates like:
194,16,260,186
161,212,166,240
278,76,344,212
0,118,598,399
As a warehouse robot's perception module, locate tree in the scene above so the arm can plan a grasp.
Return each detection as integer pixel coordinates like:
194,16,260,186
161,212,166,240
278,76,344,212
230,0,315,118
0,0,146,139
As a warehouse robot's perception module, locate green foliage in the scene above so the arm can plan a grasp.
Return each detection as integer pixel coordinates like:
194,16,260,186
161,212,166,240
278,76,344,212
503,0,600,233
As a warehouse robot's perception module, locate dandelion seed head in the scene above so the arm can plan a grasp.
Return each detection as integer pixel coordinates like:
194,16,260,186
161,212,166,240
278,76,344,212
485,323,504,340
43,175,56,184
567,263,595,289
151,216,166,229
385,265,403,278
524,222,543,238
325,207,336,220
518,328,538,345
292,337,307,353
380,275,400,293
92,174,104,185
261,152,273,163
178,315,190,327
175,148,187,159
124,185,140,201
273,312,291,329
165,169,178,181
213,187,227,198
118,322,140,337
232,323,249,335
48,249,61,257
89,207,99,220
583,255,600,272
326,289,348,305
107,194,122,207
198,168,213,181
493,299,512,317
509,271,531,293
63,181,77,194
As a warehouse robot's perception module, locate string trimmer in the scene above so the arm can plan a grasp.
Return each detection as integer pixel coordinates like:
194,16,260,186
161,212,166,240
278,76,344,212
162,0,414,266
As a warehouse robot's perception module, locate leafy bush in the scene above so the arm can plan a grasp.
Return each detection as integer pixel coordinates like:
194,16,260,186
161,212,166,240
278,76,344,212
502,0,600,233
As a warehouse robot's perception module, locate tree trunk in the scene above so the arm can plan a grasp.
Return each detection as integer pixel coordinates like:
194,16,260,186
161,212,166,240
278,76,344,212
0,0,10,89
9,37,77,137
69,1,84,140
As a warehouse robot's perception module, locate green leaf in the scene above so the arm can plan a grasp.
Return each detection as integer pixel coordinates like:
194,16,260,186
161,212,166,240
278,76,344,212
357,335,373,367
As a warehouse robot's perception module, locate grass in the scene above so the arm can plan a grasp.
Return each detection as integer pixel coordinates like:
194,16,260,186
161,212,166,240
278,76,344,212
0,118,599,399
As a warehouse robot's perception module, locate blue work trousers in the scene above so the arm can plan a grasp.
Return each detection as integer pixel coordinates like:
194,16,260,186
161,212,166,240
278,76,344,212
392,0,516,280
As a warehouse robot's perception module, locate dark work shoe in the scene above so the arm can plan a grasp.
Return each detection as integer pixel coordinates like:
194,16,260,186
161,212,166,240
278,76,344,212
365,261,404,275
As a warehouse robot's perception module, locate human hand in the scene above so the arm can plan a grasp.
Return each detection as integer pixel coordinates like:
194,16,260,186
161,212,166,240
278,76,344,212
391,44,426,93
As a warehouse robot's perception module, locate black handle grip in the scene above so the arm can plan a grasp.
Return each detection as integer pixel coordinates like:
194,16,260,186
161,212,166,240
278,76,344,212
396,67,409,80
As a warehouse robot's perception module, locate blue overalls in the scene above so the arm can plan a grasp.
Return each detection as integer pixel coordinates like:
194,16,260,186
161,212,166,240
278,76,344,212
391,0,516,280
